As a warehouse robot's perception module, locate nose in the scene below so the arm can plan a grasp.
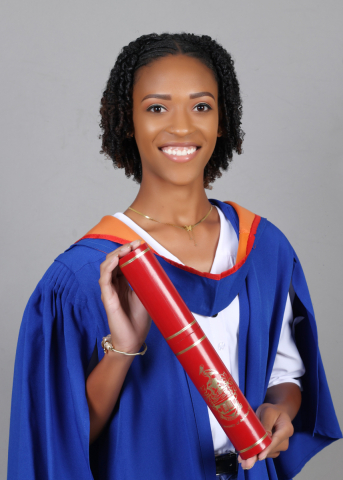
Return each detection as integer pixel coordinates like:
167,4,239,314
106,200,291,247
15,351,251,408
166,106,195,137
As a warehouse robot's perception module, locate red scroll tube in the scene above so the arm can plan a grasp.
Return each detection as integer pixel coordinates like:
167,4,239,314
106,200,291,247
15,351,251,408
119,243,271,459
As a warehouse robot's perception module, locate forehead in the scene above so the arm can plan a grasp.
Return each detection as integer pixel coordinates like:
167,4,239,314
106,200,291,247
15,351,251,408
133,55,218,99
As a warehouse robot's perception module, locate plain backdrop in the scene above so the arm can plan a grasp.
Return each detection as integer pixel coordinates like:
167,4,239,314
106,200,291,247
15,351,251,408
1,0,342,478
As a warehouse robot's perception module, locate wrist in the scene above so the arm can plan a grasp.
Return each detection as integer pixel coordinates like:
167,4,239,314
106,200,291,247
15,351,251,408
102,334,147,356
102,348,136,365
263,383,302,421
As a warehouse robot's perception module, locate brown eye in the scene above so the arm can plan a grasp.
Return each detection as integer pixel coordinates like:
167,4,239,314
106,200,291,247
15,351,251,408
147,104,166,113
194,103,212,112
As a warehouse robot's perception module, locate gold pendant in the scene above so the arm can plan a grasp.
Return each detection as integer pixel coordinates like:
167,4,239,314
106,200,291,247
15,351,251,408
185,225,197,246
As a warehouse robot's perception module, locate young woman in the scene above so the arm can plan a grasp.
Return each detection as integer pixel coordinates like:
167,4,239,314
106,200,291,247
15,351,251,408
7,33,341,480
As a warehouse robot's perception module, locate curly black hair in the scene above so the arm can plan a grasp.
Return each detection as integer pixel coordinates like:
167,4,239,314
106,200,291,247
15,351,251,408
99,32,244,190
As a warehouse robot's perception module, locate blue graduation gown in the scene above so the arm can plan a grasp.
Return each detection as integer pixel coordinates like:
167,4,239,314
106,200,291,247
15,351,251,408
7,199,342,479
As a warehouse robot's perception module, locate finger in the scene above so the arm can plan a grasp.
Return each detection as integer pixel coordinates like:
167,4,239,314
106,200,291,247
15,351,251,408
258,406,279,437
130,239,143,250
257,407,284,460
100,246,129,280
103,239,142,262
99,254,122,306
99,244,130,277
262,434,289,455
267,452,280,459
100,240,141,279
120,239,142,252
111,240,143,276
99,243,136,301
104,240,141,263
258,425,291,461
276,439,289,452
258,430,284,461
238,454,258,470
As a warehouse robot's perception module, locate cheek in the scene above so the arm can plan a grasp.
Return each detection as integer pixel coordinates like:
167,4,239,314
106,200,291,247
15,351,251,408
133,114,161,149
193,113,219,138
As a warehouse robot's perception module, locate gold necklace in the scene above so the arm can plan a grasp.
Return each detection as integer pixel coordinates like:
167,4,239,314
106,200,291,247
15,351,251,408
128,204,213,247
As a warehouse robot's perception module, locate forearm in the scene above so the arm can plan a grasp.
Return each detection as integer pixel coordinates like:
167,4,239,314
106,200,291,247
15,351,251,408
86,351,134,444
264,382,302,421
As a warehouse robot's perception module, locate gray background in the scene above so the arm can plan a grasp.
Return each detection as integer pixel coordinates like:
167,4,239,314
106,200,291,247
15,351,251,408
1,0,342,477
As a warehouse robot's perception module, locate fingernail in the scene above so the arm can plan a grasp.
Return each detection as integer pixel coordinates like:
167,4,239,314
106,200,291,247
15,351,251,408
259,455,266,461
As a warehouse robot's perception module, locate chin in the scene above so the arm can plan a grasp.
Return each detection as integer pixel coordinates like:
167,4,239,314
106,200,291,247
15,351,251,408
142,162,205,187
163,173,203,187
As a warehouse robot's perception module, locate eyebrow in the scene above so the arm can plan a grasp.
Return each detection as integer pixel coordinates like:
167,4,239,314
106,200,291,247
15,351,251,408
141,91,215,102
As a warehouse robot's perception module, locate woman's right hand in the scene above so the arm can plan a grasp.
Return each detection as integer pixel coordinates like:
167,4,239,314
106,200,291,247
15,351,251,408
98,240,152,354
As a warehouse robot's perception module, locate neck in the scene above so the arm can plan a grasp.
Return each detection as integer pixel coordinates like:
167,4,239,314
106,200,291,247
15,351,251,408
126,175,212,225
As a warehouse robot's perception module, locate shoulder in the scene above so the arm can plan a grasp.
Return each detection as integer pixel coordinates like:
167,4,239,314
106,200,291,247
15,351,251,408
54,238,114,273
20,242,110,364
23,239,119,328
221,199,296,258
259,217,293,248
218,199,294,254
253,216,296,268
36,238,119,303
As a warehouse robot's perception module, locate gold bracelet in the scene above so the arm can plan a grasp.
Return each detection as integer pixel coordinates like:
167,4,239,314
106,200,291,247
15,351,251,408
101,334,147,356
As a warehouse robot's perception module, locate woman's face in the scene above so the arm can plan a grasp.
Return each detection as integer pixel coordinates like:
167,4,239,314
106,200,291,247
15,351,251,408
132,54,221,187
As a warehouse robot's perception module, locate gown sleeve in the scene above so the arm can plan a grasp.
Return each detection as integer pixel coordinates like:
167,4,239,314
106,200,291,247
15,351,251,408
272,251,342,480
7,260,97,480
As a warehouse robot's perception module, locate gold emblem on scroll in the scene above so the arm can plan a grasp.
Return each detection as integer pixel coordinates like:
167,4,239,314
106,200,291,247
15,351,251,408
199,365,243,422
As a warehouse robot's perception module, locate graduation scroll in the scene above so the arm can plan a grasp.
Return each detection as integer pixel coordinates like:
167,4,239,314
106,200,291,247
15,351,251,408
119,242,272,459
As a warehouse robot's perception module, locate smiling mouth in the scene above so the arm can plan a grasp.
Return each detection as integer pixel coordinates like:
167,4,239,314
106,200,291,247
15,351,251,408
158,146,201,156
158,145,201,163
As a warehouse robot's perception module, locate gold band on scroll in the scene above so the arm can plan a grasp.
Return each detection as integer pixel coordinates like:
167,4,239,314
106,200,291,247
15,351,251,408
237,432,269,454
165,319,197,341
175,335,207,357
119,247,150,268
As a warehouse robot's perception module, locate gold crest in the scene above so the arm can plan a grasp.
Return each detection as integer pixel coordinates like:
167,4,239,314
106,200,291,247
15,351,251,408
199,365,243,423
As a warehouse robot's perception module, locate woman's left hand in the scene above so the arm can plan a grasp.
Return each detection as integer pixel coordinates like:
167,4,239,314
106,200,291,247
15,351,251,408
238,403,294,470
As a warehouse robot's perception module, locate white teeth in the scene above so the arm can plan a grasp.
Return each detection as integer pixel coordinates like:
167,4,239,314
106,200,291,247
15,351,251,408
161,146,197,156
